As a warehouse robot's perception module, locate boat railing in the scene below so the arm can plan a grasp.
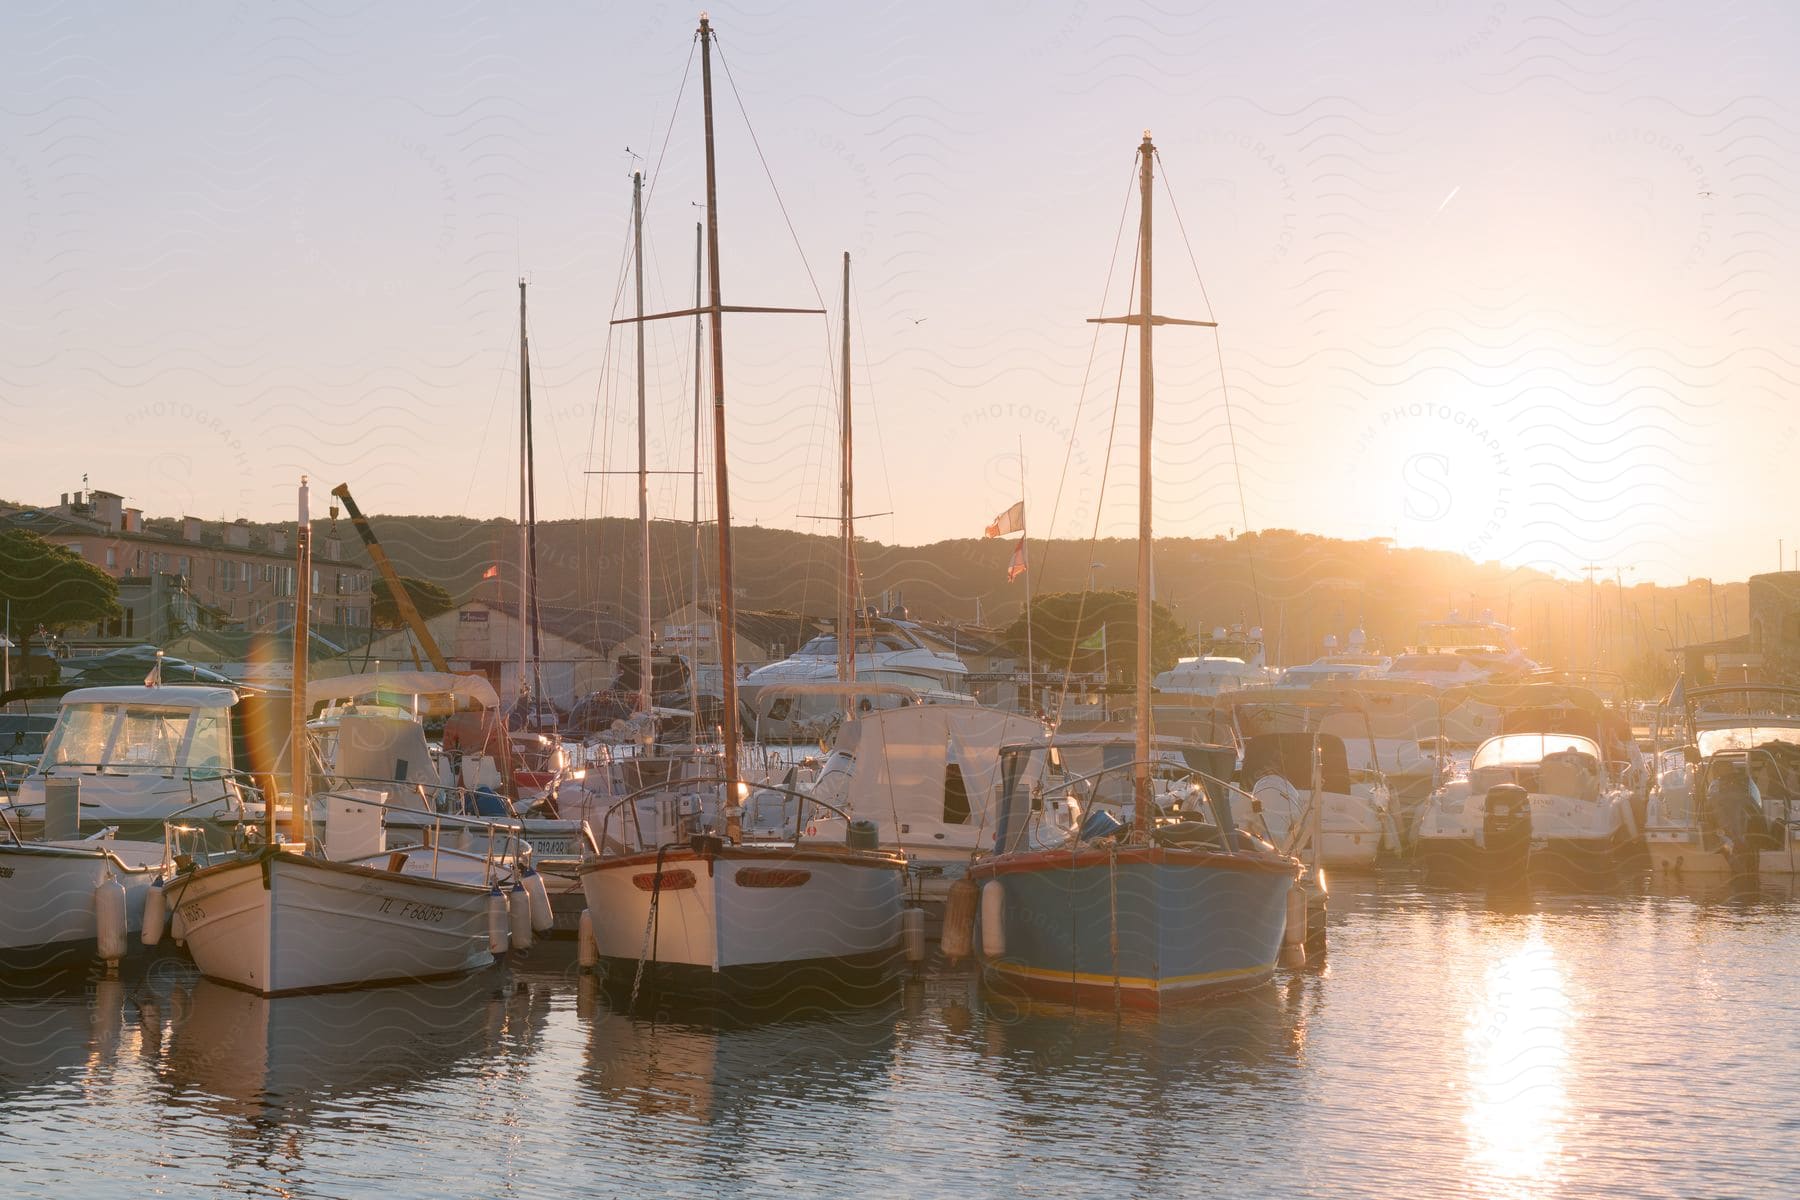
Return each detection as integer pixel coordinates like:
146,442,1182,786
1018,757,1278,855
591,774,865,857
304,785,527,888
322,770,527,824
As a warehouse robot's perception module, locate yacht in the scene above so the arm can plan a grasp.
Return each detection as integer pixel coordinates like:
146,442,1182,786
739,612,973,737
1413,610,1536,679
1152,623,1281,696
1276,629,1390,689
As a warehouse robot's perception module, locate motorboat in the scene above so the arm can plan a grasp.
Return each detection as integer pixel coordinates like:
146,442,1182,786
1381,651,1493,689
1152,623,1281,696
1227,688,1395,869
1276,629,1390,688
1412,609,1536,679
738,614,973,730
1416,727,1640,880
1645,684,1800,880
7,684,266,843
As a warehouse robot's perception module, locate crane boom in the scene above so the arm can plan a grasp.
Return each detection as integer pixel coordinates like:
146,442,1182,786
329,483,450,673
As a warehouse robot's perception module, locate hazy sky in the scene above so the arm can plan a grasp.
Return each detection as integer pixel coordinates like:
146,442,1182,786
4,1,1796,586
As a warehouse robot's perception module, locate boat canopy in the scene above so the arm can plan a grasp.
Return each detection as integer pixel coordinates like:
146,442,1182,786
307,671,500,712
59,685,238,710
1242,731,1353,793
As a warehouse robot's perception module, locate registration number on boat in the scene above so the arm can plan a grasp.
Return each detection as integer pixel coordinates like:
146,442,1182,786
376,897,446,924
528,839,577,856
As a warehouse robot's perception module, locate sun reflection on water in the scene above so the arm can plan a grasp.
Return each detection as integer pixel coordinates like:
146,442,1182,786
1463,928,1571,1198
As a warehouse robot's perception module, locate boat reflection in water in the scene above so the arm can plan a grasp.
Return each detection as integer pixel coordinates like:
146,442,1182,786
580,999,902,1128
154,968,544,1122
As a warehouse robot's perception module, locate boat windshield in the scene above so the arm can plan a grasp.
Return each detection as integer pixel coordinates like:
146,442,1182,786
1697,725,1800,757
1471,732,1600,770
41,703,230,772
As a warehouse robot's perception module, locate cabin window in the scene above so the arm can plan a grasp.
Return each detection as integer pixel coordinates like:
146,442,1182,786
112,707,192,768
767,699,792,721
188,713,230,776
43,704,114,767
943,763,970,825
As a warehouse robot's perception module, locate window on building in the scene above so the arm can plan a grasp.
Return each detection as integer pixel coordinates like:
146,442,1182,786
105,547,117,570
67,543,82,558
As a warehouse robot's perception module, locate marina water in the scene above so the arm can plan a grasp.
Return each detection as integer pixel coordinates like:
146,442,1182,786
3,875,1795,1199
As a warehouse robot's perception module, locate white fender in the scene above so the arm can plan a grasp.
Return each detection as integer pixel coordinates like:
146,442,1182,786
140,876,168,947
487,886,511,956
508,881,533,952
95,872,128,965
980,879,1006,959
523,866,554,933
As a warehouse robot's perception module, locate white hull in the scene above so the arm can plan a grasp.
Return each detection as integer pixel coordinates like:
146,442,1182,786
0,841,163,957
580,845,905,972
172,851,494,995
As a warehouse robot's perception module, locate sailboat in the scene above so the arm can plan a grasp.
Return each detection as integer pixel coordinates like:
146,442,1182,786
578,15,907,1003
966,134,1299,1010
169,480,521,996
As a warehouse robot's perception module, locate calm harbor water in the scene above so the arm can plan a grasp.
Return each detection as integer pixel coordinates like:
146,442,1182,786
3,876,1797,1199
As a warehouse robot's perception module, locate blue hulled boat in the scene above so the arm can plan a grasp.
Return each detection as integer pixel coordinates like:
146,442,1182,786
970,734,1298,1009
967,133,1300,1010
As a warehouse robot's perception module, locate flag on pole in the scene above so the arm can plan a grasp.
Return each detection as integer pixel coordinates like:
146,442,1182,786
985,501,1025,539
481,564,500,580
1077,626,1107,652
1007,538,1028,582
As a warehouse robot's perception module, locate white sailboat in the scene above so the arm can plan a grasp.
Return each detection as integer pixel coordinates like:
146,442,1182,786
579,15,906,1003
171,479,522,996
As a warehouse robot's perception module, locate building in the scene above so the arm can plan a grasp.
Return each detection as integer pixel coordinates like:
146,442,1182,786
358,598,632,711
1748,571,1800,683
0,485,374,645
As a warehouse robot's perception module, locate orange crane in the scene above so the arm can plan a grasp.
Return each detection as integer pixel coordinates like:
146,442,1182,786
329,482,448,672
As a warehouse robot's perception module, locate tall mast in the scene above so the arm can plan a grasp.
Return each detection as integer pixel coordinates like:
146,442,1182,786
1133,134,1155,828
518,279,530,710
286,476,312,846
699,14,744,812
691,221,705,728
633,170,653,715
839,252,856,685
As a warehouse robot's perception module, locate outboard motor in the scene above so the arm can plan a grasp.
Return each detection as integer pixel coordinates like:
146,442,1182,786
1482,783,1532,867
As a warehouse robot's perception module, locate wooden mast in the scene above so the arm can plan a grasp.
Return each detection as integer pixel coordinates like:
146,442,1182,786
633,170,654,715
1132,136,1154,827
517,279,530,713
839,252,856,685
609,15,824,813
285,476,312,847
1087,132,1217,837
698,13,745,819
690,221,705,727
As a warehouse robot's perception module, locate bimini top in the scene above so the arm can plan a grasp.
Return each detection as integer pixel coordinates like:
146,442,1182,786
307,671,500,711
59,685,239,709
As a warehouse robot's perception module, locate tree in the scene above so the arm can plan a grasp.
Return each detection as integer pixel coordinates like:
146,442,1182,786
1002,590,1195,681
371,575,455,628
0,529,121,671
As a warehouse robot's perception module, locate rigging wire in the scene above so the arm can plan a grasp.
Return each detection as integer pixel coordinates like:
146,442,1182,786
1154,148,1264,628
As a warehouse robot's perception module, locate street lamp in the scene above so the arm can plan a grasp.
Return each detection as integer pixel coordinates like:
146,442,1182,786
1088,561,1104,592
